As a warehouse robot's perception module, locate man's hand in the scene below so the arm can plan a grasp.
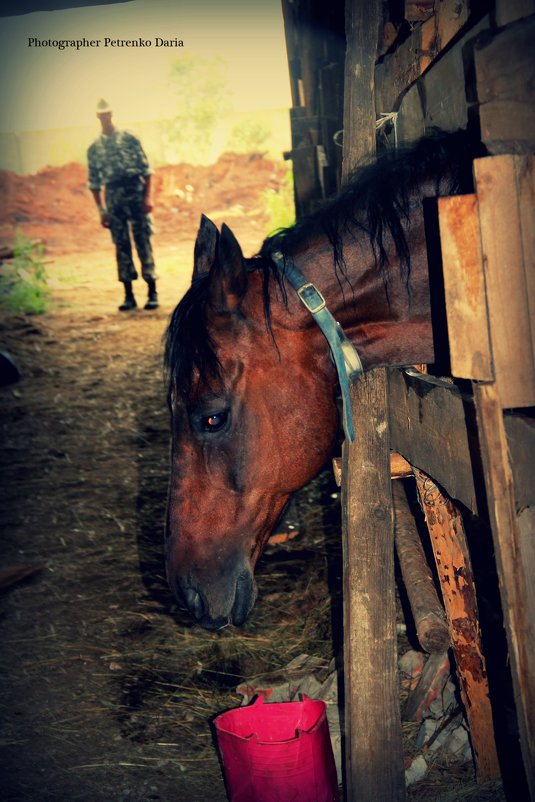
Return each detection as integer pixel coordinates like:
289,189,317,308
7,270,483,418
99,208,110,228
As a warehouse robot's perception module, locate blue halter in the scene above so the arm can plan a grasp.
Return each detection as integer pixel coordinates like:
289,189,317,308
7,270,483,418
271,250,363,443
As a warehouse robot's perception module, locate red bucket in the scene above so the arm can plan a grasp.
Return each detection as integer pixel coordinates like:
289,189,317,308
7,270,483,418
214,694,340,802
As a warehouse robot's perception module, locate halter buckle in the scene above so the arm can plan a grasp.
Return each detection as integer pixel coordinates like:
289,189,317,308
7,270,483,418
297,282,326,315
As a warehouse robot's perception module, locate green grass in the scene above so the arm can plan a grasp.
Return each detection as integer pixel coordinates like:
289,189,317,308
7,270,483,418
263,168,295,234
0,233,50,315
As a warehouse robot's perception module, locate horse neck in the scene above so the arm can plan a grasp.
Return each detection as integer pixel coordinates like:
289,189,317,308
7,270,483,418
280,215,435,369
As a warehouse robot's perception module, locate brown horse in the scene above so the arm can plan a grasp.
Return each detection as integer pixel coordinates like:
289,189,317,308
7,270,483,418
164,131,482,630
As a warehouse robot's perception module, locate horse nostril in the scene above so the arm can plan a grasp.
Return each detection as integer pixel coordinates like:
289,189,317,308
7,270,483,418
232,571,255,626
183,586,205,620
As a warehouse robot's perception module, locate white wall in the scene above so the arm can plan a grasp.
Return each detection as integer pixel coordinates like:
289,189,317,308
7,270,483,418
0,108,291,175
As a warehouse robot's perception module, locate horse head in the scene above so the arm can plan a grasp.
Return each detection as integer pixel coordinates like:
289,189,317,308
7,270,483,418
164,132,480,630
164,215,339,630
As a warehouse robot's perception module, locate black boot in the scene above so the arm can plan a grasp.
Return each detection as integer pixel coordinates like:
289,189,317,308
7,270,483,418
144,279,159,310
118,281,137,312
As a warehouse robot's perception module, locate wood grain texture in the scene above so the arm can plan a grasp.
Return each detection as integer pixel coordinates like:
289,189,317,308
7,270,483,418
495,0,535,33
342,369,406,801
438,194,493,381
413,467,500,782
474,155,535,407
388,369,480,514
474,382,535,798
475,15,535,153
393,481,450,654
342,1,382,180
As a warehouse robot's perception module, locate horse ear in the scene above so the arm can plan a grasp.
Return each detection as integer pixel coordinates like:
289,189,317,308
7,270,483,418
192,215,219,281
209,223,247,312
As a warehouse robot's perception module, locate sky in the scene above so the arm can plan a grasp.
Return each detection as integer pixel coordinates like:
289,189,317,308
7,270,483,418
0,0,292,133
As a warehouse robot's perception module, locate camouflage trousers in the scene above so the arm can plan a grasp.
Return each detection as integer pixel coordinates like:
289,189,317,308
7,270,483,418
105,181,157,283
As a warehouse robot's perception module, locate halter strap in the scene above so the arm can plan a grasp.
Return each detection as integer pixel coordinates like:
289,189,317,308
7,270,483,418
271,250,363,443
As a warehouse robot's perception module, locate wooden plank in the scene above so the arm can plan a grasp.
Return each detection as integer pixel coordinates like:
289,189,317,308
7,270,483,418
290,145,319,219
419,0,469,72
412,466,501,782
495,0,535,26
280,0,302,109
438,194,493,381
404,0,434,22
474,156,535,408
342,1,382,177
375,30,421,115
342,4,405,799
404,651,450,722
395,82,425,145
388,369,480,514
332,452,412,486
474,382,535,798
515,155,535,366
393,481,450,654
375,0,471,115
504,414,535,509
342,369,405,801
395,14,490,142
289,109,321,149
474,15,535,154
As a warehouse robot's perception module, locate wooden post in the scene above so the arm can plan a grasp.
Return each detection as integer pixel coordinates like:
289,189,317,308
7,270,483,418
473,155,535,408
412,467,501,782
474,383,535,799
342,369,405,801
393,481,450,655
341,3,405,800
342,2,382,179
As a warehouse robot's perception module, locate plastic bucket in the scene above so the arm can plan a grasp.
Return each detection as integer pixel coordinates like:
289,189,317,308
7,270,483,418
214,694,339,802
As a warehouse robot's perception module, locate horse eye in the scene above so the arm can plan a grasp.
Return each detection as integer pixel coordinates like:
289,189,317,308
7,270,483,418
201,411,228,433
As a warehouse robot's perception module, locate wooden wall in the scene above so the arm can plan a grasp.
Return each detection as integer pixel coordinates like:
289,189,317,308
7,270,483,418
280,0,346,216
280,1,535,800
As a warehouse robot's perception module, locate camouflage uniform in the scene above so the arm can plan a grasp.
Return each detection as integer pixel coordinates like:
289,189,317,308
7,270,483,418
87,130,156,283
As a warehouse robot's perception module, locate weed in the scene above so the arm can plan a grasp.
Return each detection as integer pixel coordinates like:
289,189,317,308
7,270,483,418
0,233,50,315
227,117,271,153
263,168,295,233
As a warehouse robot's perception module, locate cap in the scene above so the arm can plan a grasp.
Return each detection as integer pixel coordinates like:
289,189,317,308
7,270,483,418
96,98,112,114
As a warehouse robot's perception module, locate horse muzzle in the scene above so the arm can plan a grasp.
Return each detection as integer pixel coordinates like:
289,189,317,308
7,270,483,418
172,566,257,631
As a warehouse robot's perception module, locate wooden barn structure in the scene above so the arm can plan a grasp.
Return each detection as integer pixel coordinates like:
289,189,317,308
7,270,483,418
280,1,535,800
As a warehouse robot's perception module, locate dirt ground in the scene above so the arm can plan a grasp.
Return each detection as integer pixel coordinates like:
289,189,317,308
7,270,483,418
0,155,509,801
0,154,342,802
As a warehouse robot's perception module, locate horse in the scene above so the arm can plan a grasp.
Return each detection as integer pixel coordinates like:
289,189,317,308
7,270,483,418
164,130,483,630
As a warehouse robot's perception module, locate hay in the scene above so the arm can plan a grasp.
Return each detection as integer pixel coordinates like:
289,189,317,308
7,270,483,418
0,310,508,801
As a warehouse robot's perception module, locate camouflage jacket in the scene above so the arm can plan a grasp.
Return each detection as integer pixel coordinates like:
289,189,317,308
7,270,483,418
87,129,151,191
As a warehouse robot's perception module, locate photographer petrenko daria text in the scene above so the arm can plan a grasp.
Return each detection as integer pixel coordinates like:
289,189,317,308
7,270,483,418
27,36,184,50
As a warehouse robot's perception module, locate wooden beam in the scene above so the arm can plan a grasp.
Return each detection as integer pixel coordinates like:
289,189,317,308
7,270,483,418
404,0,434,22
474,383,535,798
332,452,412,486
394,14,490,144
474,155,535,408
494,0,535,27
393,481,450,654
342,4,405,799
438,194,493,381
375,0,470,115
475,15,535,154
388,369,480,514
342,369,405,801
412,466,501,782
504,414,535,510
342,2,382,179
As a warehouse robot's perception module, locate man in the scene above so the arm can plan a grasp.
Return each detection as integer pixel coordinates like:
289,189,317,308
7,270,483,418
87,99,158,311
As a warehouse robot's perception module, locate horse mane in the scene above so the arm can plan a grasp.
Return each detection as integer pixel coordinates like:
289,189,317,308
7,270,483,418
165,129,484,399
260,128,483,283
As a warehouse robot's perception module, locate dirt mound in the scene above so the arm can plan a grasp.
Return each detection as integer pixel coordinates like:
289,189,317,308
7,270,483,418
0,162,92,226
0,153,288,256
